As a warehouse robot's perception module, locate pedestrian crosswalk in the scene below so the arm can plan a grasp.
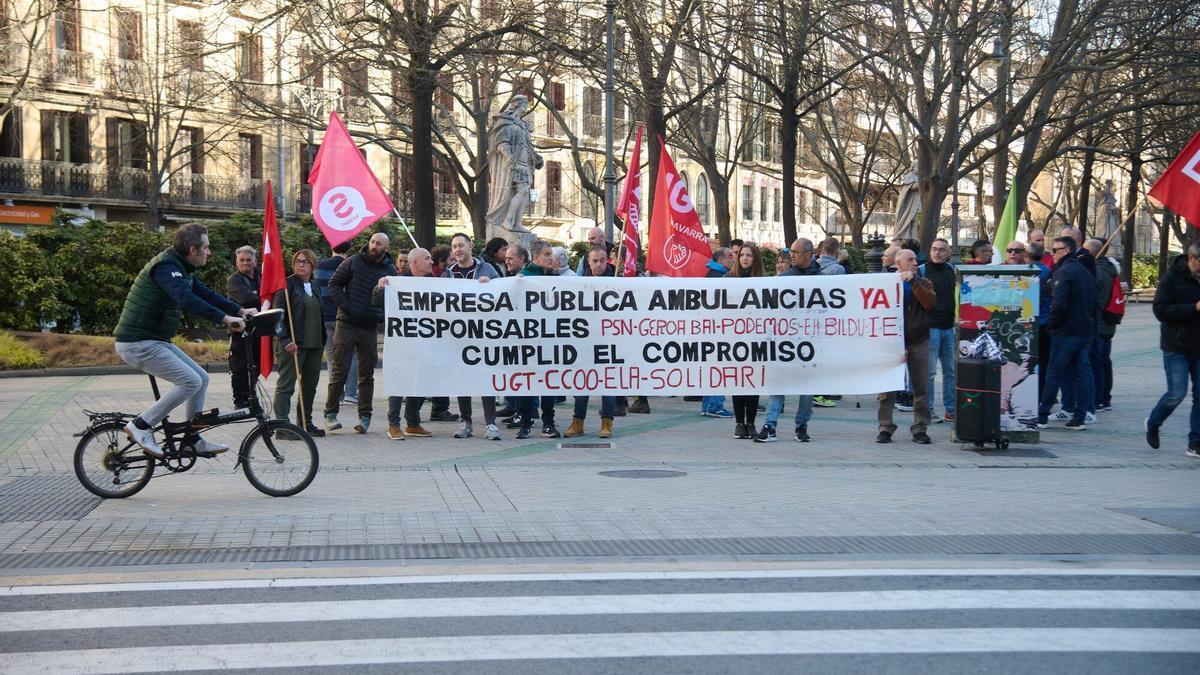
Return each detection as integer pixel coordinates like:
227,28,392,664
0,568,1197,673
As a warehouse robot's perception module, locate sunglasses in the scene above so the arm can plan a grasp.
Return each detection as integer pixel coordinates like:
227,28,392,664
1052,247,1067,253
1007,248,1024,253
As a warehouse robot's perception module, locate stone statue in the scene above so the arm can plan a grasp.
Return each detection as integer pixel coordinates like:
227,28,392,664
485,95,543,245
1098,179,1123,257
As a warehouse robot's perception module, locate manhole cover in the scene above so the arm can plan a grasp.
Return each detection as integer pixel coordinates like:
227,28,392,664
599,470,687,479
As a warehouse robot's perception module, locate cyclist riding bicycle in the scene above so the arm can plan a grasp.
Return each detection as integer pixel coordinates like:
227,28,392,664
113,223,258,459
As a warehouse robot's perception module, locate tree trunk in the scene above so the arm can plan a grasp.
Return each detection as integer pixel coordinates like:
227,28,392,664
780,103,798,246
1159,209,1172,282
1121,140,1142,287
1075,145,1094,234
409,71,437,247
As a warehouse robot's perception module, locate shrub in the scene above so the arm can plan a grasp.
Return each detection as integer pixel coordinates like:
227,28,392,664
0,231,68,331
0,331,46,370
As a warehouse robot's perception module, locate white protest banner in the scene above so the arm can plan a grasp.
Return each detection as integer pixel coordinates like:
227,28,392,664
382,274,906,396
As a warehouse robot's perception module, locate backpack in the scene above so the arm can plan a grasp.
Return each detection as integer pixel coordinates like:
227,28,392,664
1103,273,1126,325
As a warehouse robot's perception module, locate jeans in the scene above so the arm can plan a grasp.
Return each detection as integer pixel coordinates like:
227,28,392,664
573,396,616,420
764,394,812,429
323,321,356,399
387,396,405,426
324,322,377,419
115,340,209,426
1038,333,1094,422
879,341,931,435
1148,352,1200,447
1091,335,1114,408
928,327,956,416
701,396,727,413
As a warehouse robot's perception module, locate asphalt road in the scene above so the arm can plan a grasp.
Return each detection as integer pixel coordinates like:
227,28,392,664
1,567,1197,674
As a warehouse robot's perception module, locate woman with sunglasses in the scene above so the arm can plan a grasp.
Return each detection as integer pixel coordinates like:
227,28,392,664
273,249,327,438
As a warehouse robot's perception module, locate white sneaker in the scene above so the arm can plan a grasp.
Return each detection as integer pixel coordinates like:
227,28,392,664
186,436,230,455
124,422,163,459
1084,412,1097,425
1050,410,1072,422
453,422,473,439
344,394,358,404
484,424,501,441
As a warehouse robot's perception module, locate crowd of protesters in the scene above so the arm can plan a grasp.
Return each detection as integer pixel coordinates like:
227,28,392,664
199,224,1194,456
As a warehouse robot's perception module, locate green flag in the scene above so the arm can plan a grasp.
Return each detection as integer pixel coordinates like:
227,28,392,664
994,177,1019,259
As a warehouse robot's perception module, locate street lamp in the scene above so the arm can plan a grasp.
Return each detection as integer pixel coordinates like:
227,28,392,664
602,0,617,242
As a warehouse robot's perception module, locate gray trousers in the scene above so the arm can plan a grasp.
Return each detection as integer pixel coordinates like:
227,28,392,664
324,322,377,419
878,340,931,435
115,340,209,426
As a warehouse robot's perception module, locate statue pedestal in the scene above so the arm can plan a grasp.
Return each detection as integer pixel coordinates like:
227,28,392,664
486,221,534,251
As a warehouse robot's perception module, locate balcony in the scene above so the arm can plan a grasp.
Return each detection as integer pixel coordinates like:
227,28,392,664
341,95,374,125
104,58,145,95
169,69,219,105
0,39,29,72
584,113,603,138
232,81,273,112
289,84,338,120
0,158,266,212
44,48,93,85
545,190,563,218
167,173,266,210
436,192,459,221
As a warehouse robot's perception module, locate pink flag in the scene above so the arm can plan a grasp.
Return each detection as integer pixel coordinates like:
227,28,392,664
647,137,711,277
616,126,643,277
308,111,394,247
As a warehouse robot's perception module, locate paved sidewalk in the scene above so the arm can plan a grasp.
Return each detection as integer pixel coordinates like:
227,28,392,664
0,304,1196,570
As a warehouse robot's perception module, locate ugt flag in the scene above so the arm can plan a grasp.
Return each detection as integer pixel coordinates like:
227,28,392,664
647,138,711,277
616,126,643,277
309,111,394,247
259,181,285,378
1148,130,1200,229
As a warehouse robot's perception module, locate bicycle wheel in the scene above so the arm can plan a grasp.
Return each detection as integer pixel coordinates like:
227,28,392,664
74,420,156,498
241,420,319,497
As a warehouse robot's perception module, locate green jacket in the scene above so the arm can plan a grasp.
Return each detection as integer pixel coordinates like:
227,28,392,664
114,247,240,342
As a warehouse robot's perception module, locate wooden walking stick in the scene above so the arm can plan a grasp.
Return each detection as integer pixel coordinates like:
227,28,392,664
280,279,307,430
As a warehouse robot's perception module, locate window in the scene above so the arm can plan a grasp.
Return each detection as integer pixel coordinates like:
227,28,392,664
342,60,368,97
181,127,204,174
55,0,81,51
797,190,808,223
391,153,413,212
547,81,565,135
300,48,323,88
546,160,562,217
238,133,262,179
177,21,204,71
759,186,768,221
583,87,602,136
238,32,263,82
41,111,89,164
581,161,598,221
105,118,147,171
480,0,499,20
435,73,454,111
773,187,781,222
114,10,142,61
695,174,710,229
1,109,21,158
741,185,752,221
678,171,689,201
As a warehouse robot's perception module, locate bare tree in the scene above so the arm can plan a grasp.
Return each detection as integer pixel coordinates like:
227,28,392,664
0,0,59,129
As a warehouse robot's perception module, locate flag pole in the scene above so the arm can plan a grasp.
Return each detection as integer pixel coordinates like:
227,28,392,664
390,207,419,249
280,279,306,430
1098,192,1147,258
612,220,625,277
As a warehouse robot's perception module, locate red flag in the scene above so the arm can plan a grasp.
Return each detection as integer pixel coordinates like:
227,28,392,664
259,181,285,379
1148,130,1200,229
616,126,643,277
646,138,711,277
309,111,395,247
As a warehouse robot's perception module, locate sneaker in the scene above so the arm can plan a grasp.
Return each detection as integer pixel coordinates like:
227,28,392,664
943,412,955,423
812,396,837,408
744,424,757,439
430,410,460,422
894,391,913,412
1064,418,1087,431
504,414,526,429
324,415,342,431
354,417,370,434
627,398,651,414
484,424,501,441
343,394,358,405
876,430,893,443
387,425,405,441
710,408,734,418
124,422,163,459
754,426,777,443
794,425,810,442
1084,412,1097,425
273,428,303,442
305,426,326,438
1145,418,1160,449
1036,416,1049,429
734,423,747,439
542,425,561,439
1050,410,1072,422
188,436,230,455
912,431,932,444
454,422,474,439
515,426,531,439
404,425,432,437
1097,403,1112,412
1186,446,1200,459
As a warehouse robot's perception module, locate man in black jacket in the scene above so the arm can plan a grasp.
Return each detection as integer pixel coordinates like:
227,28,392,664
922,238,956,423
225,245,261,410
1146,242,1200,456
1035,237,1095,431
323,232,397,434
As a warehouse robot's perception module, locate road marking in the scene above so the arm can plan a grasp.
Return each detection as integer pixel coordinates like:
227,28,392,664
4,590,1198,632
1,629,1197,673
5,567,1200,596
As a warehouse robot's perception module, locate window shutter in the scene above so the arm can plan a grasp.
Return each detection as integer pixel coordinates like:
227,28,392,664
41,111,55,161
